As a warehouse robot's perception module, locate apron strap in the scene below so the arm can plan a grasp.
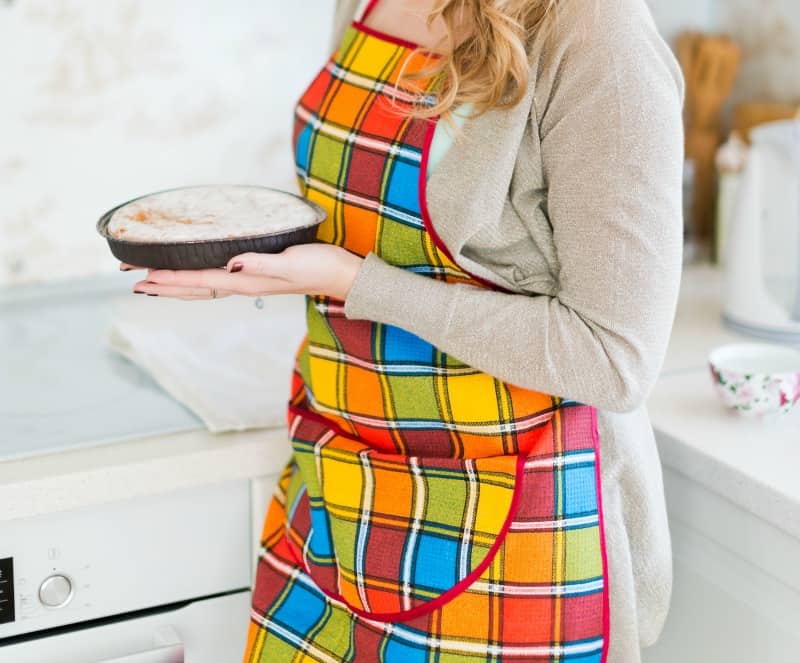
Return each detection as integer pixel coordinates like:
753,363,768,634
358,0,380,23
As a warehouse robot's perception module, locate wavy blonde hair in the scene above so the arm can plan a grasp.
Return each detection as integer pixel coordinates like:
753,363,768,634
394,0,559,128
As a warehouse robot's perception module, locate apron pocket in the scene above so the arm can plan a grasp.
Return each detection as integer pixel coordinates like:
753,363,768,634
285,407,525,622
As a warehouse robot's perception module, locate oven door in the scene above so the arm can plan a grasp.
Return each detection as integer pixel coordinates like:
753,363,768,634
0,590,250,663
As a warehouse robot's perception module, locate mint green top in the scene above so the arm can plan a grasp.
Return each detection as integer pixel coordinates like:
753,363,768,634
426,103,472,178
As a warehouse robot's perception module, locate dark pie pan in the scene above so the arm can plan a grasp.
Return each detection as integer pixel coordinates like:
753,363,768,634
96,186,327,270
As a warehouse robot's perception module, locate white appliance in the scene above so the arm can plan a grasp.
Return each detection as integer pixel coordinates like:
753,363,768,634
0,481,252,663
0,277,270,662
723,118,800,343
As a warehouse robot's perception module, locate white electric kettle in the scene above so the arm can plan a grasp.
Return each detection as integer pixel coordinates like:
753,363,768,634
723,118,800,343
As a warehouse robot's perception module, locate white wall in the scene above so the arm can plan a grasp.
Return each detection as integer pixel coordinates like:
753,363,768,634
646,0,800,104
646,0,717,41
1,0,798,287
717,0,800,105
0,1,335,286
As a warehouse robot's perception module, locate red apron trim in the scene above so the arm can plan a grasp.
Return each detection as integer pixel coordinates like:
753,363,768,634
418,117,514,294
288,402,362,444
591,406,611,663
359,0,380,23
351,21,422,51
355,0,422,50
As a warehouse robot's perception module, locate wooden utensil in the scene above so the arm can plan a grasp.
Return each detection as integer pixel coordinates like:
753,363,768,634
681,33,742,241
687,37,741,131
732,102,800,143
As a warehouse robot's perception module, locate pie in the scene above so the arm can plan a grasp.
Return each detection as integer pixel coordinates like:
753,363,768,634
107,185,318,243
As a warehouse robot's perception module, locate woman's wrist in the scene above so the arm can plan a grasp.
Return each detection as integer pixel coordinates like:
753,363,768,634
342,252,400,321
330,247,365,301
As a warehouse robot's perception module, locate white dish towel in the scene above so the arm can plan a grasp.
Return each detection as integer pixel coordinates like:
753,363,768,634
104,293,308,432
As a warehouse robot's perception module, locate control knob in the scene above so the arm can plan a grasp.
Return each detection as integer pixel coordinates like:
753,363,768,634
38,574,73,608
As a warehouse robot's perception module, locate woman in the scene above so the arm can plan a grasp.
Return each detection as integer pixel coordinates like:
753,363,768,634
125,0,684,660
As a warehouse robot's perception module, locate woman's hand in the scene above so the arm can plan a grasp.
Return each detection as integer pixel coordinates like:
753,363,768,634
122,243,364,301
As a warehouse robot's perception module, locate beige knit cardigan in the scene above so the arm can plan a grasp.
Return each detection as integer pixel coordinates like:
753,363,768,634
326,1,685,660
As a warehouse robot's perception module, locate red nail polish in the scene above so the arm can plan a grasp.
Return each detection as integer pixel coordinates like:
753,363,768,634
121,267,131,271
147,293,158,297
133,290,145,294
230,262,243,273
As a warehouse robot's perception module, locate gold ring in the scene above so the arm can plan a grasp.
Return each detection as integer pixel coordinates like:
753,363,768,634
211,288,217,299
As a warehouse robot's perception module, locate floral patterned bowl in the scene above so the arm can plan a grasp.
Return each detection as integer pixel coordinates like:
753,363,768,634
708,343,800,417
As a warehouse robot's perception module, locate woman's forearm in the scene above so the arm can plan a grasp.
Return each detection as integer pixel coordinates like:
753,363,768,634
344,252,674,413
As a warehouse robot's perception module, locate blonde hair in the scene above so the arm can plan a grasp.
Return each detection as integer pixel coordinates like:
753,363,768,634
395,0,559,128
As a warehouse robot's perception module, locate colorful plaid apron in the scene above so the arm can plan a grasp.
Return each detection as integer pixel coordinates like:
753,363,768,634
245,5,610,662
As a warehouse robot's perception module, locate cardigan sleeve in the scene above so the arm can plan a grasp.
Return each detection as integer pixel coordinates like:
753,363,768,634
342,0,685,413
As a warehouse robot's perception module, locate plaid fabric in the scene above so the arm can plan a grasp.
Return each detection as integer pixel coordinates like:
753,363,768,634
245,18,609,663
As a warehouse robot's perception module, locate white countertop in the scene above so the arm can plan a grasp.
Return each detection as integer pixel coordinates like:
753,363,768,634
649,264,800,539
0,422,292,522
0,272,297,522
2,264,799,536
649,372,800,534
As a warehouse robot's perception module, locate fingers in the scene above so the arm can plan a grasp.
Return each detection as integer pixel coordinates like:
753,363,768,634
133,282,233,299
225,252,290,280
144,267,245,290
136,268,281,297
134,251,303,298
